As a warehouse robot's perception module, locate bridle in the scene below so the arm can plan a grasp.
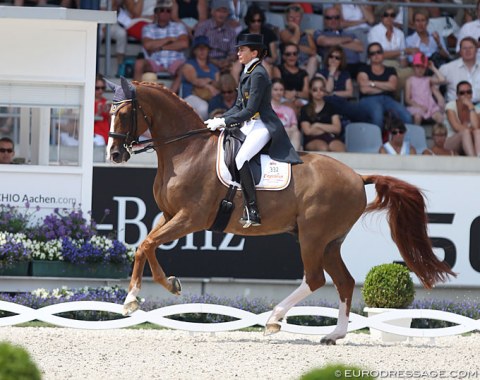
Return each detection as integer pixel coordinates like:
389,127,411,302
108,95,211,155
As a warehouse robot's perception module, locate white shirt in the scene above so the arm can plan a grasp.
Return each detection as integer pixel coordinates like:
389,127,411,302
368,23,406,52
439,58,480,103
406,32,448,62
341,2,370,31
243,58,259,74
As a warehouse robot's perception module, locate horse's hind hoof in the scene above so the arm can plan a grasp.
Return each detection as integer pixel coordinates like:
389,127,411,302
320,337,336,345
122,300,140,316
168,276,182,296
264,323,281,336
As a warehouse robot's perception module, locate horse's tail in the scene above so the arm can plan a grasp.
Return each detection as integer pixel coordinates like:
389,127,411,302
361,174,456,289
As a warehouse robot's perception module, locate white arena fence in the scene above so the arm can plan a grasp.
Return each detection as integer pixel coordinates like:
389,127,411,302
1,301,479,338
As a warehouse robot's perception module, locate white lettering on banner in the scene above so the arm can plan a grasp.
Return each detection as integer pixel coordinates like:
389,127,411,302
114,196,148,247
112,196,246,252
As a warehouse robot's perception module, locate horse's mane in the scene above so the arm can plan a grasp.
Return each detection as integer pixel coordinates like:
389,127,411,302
134,81,203,122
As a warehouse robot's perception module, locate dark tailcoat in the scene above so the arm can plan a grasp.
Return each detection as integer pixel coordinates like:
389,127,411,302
223,61,303,164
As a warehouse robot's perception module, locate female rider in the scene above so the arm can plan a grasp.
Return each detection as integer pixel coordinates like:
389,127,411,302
204,33,302,228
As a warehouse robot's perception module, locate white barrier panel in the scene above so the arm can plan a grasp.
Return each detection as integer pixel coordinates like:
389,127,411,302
1,301,479,338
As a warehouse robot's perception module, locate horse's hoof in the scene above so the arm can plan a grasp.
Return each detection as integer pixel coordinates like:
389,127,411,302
168,276,182,296
122,300,140,316
320,337,336,346
264,323,281,336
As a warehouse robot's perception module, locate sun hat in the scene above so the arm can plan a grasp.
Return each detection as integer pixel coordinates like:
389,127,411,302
412,52,428,67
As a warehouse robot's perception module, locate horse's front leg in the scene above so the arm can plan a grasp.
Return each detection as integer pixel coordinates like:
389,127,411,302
123,212,192,316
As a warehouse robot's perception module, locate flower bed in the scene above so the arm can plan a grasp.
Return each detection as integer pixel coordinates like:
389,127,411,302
0,204,134,276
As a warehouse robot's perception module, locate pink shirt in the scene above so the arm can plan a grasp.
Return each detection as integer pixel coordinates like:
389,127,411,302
272,103,297,129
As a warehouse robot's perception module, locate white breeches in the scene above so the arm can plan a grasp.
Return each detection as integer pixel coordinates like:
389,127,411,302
184,95,209,121
235,119,271,170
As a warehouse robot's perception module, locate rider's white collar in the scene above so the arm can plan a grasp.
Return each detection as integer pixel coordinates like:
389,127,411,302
243,58,260,74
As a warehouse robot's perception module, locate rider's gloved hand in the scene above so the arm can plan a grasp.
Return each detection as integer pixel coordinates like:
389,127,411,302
204,117,226,131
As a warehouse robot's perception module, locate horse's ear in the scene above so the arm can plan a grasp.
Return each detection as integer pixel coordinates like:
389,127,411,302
104,78,120,93
121,76,136,99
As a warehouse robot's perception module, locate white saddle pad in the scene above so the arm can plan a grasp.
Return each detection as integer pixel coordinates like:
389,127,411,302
216,131,291,191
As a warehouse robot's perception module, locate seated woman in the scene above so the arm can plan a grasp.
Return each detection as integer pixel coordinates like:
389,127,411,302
271,78,302,151
272,42,309,116
445,81,480,156
299,77,345,152
180,36,220,121
423,123,457,156
379,115,417,155
208,73,237,118
316,45,363,123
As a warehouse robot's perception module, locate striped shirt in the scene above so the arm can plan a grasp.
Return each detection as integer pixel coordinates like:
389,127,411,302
142,22,188,67
194,19,237,60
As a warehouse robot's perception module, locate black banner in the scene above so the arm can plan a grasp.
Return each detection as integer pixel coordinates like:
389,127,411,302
92,166,303,280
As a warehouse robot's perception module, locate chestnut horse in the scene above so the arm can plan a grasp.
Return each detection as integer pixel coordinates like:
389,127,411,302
107,78,454,345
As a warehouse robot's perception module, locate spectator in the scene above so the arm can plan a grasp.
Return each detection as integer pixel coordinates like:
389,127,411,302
171,0,208,37
456,0,480,59
445,80,480,156
299,77,345,152
232,5,279,80
223,0,249,34
279,3,318,79
357,42,412,130
208,73,237,117
336,1,374,62
316,46,362,124
379,115,417,155
133,0,189,84
271,78,302,150
194,0,238,73
180,36,220,121
314,6,364,78
272,42,310,116
93,75,111,146
114,0,156,67
422,123,457,156
406,9,450,67
0,137,15,165
367,3,413,97
440,37,480,103
0,107,15,136
405,52,446,125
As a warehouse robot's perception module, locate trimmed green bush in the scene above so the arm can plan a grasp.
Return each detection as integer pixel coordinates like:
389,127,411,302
0,341,42,380
301,363,375,379
362,263,415,308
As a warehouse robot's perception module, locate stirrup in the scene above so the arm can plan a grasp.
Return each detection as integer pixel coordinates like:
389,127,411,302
239,205,261,228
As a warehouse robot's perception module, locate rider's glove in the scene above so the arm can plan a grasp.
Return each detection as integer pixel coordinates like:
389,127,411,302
204,117,226,131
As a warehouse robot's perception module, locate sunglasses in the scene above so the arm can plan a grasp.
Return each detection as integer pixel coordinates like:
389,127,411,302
325,15,340,20
311,87,324,92
458,90,473,95
250,18,263,23
329,54,341,60
284,51,298,57
433,133,447,137
96,86,105,90
287,6,302,12
0,148,13,153
391,130,405,135
383,12,397,18
368,49,383,56
222,90,235,94
156,8,171,13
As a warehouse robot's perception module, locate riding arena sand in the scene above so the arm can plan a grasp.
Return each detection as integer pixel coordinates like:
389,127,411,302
0,327,478,380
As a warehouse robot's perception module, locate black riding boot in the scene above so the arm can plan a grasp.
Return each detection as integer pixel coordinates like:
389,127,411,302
239,162,261,228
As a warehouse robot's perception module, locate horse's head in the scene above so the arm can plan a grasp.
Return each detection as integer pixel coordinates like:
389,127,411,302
106,77,146,163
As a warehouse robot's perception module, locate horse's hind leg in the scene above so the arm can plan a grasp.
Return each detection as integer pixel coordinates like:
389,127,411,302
265,235,327,335
320,238,354,345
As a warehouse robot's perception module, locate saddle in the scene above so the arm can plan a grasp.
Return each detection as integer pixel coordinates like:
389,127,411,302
217,129,291,191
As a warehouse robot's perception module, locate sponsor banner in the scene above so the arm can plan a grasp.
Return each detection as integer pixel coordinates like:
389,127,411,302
92,167,480,286
1,171,81,211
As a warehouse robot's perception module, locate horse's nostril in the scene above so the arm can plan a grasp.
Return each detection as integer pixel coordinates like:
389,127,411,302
111,151,120,162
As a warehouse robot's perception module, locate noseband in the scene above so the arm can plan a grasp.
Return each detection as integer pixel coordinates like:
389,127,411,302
109,94,211,155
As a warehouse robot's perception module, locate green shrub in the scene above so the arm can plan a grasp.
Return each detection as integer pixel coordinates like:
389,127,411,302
300,364,375,379
0,341,42,380
362,263,415,308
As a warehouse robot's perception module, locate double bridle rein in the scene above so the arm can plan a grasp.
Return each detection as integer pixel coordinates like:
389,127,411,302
108,96,210,155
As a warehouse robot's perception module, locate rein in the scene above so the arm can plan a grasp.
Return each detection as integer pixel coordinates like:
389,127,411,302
109,98,211,155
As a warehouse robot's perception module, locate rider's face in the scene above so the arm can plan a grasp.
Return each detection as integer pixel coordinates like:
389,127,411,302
238,46,257,65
